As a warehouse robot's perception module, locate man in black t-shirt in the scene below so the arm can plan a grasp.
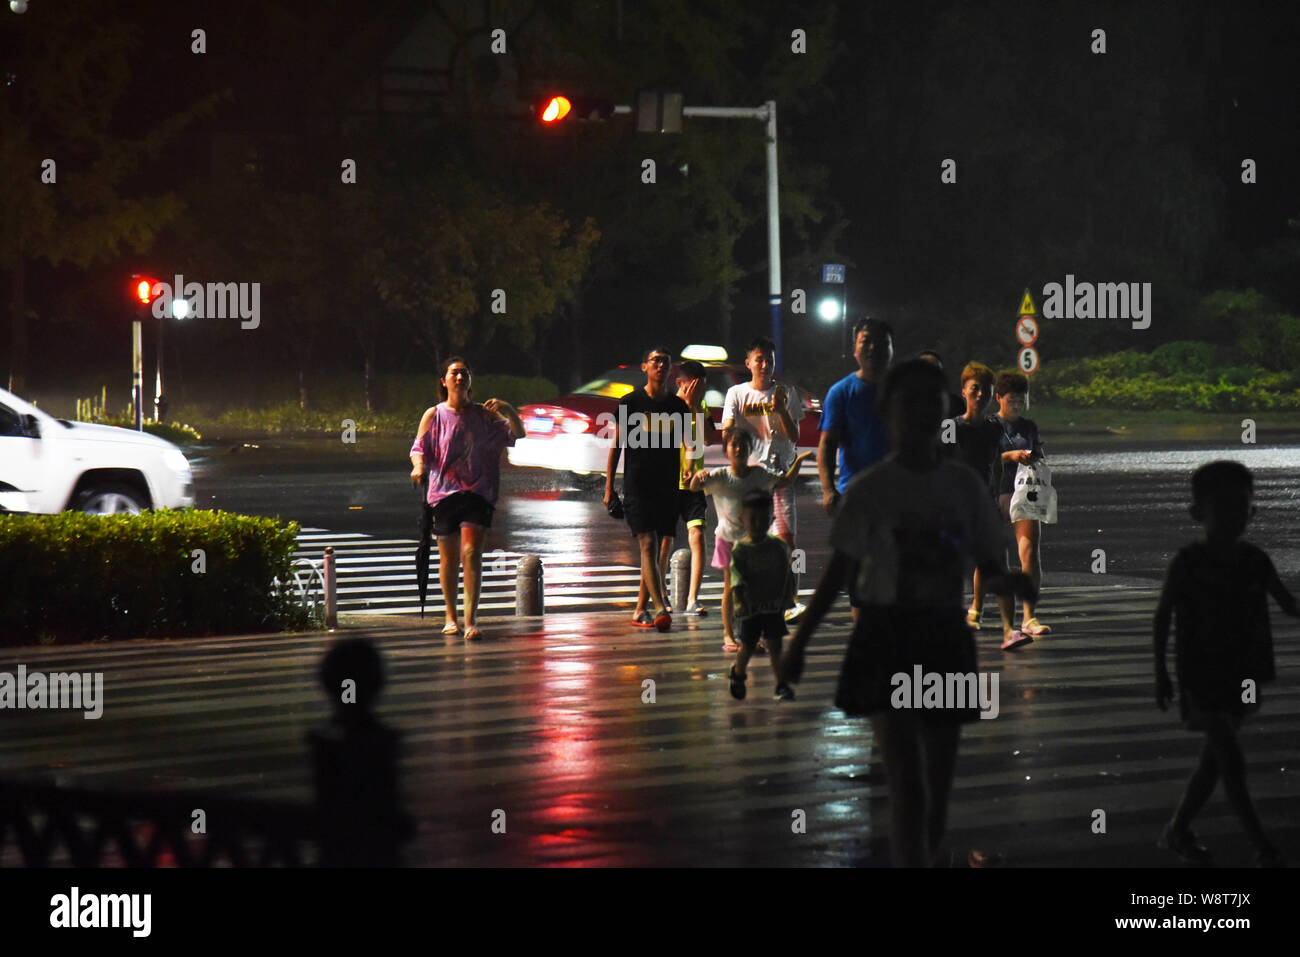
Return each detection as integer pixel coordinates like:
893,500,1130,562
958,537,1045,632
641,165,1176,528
605,346,691,632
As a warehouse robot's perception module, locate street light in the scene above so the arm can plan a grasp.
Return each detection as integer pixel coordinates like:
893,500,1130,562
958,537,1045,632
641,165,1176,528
817,298,841,321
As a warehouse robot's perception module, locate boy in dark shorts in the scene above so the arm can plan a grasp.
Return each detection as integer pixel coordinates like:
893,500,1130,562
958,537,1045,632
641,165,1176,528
727,491,797,701
605,346,691,632
1154,461,1297,867
692,430,810,651
952,362,1009,641
993,370,1048,648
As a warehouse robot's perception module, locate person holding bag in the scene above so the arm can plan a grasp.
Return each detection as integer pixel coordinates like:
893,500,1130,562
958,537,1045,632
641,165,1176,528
993,370,1050,648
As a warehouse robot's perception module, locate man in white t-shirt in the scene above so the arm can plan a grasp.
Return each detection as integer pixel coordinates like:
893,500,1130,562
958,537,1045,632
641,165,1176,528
722,335,805,616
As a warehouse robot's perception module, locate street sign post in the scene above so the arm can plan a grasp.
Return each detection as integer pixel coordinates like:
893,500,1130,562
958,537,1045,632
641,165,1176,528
1018,346,1040,375
1017,288,1039,375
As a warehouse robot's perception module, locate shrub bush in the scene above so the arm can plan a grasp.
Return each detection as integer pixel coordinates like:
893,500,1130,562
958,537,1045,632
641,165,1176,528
0,511,310,646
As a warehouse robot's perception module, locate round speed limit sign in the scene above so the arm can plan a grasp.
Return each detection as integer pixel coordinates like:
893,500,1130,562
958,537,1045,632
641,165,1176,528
1018,346,1040,375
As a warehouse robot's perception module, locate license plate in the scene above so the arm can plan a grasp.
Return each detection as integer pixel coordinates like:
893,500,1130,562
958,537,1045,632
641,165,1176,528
526,416,553,434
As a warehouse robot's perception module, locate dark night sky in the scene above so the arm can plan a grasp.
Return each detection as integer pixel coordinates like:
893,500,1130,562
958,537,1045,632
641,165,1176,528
4,0,1298,401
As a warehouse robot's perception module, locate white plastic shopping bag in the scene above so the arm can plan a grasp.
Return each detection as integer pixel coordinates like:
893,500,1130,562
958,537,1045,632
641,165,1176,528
1009,460,1057,524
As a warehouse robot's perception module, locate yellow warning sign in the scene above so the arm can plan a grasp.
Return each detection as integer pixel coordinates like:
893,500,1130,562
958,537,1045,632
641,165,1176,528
1019,289,1036,316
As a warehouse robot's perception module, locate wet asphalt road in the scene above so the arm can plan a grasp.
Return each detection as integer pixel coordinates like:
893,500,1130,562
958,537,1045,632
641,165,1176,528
190,435,1300,587
4,435,1297,870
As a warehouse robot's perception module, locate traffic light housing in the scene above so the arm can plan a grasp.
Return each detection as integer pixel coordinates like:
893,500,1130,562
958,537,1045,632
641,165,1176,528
132,275,160,306
535,93,614,124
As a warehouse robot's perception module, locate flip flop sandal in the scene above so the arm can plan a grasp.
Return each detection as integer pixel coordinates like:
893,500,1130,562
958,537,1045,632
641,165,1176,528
966,609,981,630
632,612,656,628
1022,618,1051,636
442,622,461,636
1001,629,1032,651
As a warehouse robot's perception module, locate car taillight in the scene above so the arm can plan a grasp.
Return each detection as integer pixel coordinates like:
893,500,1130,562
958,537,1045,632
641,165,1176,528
560,413,592,434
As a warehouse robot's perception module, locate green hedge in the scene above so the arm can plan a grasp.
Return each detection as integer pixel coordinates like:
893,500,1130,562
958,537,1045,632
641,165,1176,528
167,372,560,436
0,511,310,646
1034,343,1300,411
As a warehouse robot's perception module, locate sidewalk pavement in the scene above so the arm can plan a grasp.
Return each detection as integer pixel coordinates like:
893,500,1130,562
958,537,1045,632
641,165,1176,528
2,580,1296,867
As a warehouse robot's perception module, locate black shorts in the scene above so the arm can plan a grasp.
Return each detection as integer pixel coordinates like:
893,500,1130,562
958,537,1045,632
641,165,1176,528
429,491,494,537
624,492,677,538
834,606,980,722
677,489,708,528
739,612,787,650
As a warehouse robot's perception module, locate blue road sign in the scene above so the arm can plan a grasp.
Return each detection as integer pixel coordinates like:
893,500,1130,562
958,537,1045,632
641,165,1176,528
822,264,845,284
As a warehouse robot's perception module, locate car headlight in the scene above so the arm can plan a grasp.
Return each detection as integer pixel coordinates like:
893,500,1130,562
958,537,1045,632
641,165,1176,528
163,448,191,473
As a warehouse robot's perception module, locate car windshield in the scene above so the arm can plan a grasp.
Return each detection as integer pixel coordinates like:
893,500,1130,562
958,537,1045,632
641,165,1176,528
573,368,643,399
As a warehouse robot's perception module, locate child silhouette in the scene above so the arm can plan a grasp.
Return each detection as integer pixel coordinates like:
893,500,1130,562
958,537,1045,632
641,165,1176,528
781,360,1034,867
309,638,413,866
1154,461,1297,867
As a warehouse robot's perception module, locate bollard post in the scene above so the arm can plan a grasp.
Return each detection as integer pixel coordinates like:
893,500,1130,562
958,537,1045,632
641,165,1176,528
323,546,338,631
516,555,544,616
669,547,690,612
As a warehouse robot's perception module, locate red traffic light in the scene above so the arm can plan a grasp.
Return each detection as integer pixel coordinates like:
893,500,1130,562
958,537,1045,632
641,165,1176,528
540,95,571,123
535,94,614,124
133,277,160,305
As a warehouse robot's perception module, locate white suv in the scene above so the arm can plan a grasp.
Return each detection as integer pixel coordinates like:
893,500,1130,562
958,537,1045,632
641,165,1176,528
0,387,194,514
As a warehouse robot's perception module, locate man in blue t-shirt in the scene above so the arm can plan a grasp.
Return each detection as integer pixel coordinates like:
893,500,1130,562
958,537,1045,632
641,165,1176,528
818,317,894,515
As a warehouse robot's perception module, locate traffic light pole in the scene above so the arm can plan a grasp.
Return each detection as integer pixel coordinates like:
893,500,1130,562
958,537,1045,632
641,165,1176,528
132,320,144,431
612,101,784,372
154,312,164,423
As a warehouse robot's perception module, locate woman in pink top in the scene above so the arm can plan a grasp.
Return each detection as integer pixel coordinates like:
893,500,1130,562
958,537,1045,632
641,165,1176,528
410,357,524,640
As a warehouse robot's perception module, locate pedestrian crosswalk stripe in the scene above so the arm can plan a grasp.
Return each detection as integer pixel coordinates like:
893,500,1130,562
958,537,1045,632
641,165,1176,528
294,528,739,616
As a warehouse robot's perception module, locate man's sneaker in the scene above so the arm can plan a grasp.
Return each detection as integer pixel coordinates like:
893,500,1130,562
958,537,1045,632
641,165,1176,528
632,611,655,628
653,610,672,632
1158,823,1214,866
728,665,746,700
683,602,708,616
774,683,796,701
1001,629,1032,651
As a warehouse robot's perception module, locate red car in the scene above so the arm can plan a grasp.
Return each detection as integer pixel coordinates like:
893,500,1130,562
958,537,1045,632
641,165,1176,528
507,354,822,485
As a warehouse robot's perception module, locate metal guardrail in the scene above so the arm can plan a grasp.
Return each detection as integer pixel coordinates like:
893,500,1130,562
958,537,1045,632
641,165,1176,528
278,547,338,631
0,778,320,867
